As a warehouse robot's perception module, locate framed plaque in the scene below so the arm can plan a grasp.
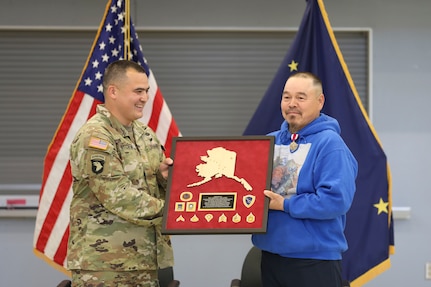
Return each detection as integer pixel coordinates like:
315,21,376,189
162,136,274,234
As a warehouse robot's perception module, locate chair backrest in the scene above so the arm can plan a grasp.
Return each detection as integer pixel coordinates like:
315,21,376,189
56,280,71,287
239,246,262,287
159,266,180,287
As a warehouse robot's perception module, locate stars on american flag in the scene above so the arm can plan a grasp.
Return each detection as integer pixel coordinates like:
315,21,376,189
77,0,147,102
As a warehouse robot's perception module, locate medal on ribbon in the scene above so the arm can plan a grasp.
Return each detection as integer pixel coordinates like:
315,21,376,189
290,133,299,153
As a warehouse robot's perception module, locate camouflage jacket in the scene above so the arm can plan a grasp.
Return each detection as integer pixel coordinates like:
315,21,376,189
67,104,173,271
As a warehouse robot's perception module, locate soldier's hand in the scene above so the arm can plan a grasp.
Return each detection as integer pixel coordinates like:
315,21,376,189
160,157,174,179
264,190,285,211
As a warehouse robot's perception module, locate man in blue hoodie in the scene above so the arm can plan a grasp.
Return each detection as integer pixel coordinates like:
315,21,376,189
252,72,358,287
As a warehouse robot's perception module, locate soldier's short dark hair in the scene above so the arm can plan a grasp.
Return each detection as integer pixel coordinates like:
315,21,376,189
102,60,147,93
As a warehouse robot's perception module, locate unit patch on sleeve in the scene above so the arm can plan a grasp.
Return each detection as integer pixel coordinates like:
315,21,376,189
91,154,105,174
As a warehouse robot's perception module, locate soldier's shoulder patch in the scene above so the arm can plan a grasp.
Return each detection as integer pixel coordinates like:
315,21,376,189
90,154,105,174
88,137,108,150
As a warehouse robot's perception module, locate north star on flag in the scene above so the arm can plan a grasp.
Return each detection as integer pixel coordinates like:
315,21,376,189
244,0,394,286
33,0,180,271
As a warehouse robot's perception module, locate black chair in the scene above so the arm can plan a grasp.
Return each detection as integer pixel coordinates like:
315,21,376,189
230,246,350,287
230,246,262,287
56,267,180,287
56,280,71,287
159,266,180,287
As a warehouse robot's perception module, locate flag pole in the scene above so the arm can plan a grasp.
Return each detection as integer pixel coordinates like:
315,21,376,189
33,0,181,273
124,0,131,60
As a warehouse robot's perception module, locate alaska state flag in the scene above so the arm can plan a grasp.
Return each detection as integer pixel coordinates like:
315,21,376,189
244,0,394,286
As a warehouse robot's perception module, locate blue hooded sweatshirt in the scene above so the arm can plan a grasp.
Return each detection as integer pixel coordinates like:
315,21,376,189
252,113,358,260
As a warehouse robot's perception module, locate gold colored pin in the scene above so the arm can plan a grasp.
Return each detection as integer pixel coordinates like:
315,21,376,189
246,212,256,223
205,214,214,222
219,214,227,222
176,215,185,222
190,215,199,222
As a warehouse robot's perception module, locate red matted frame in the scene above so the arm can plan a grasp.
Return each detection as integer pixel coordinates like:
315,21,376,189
162,136,274,234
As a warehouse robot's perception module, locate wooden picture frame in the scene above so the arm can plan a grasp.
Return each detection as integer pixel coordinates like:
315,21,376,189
161,136,274,234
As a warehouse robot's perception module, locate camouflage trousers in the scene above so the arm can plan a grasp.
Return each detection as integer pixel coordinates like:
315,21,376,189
71,269,159,287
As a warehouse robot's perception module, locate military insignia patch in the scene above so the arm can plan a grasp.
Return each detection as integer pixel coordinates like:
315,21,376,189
175,202,185,212
176,215,185,222
243,195,256,208
218,213,227,222
232,213,241,223
89,137,108,150
180,191,193,201
91,154,105,174
204,214,214,222
246,212,256,223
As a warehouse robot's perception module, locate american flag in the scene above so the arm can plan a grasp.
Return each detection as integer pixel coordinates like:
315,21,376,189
33,0,181,270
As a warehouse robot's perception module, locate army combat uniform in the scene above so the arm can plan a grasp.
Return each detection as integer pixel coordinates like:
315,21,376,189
68,105,173,286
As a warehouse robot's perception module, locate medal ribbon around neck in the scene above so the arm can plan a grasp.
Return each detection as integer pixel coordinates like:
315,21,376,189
290,133,299,153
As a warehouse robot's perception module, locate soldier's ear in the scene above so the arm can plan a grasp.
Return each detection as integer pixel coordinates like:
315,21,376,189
107,85,117,100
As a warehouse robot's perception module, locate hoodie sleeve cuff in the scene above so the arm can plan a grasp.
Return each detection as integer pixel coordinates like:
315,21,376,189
283,198,290,213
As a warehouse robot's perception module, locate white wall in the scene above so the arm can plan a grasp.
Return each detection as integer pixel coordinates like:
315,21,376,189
1,0,431,286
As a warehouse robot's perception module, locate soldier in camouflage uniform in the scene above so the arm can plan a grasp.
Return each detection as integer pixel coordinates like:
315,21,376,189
68,60,174,287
